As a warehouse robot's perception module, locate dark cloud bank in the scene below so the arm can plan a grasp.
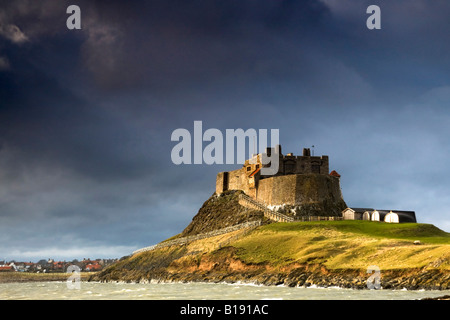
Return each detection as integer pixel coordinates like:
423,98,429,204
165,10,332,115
0,0,450,261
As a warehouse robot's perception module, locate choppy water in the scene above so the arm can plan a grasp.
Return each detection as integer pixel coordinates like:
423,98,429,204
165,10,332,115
0,281,449,300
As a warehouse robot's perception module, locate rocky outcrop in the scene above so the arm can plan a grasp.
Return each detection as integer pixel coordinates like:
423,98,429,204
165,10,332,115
180,190,266,237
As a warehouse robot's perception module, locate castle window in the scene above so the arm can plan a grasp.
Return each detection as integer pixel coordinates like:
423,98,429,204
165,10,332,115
246,166,251,171
222,172,229,191
256,165,260,169
312,165,320,173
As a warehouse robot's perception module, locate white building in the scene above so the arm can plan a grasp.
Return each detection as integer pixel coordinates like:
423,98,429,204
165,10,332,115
342,207,416,223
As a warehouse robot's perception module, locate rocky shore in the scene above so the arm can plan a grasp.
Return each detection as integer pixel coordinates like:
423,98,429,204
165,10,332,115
91,266,450,291
92,267,450,291
91,246,450,291
158,269,450,291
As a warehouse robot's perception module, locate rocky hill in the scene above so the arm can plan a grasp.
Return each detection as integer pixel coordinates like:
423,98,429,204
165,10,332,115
91,193,450,290
180,190,266,237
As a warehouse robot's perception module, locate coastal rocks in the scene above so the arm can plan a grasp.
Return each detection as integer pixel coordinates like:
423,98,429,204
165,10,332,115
91,244,450,291
422,295,450,300
92,264,450,291
91,239,450,291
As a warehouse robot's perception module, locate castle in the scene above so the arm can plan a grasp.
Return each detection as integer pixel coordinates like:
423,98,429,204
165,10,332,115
215,145,416,222
216,145,347,217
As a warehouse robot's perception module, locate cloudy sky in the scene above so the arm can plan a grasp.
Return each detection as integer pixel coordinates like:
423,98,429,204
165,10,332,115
1,0,450,261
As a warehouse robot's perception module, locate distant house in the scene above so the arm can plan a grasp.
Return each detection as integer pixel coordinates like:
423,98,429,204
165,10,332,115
13,262,27,272
24,262,33,271
85,263,102,271
0,266,13,272
53,261,65,270
342,207,416,223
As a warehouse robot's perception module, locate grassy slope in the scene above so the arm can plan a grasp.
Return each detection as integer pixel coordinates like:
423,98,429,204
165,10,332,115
94,220,450,284
94,227,255,282
0,272,96,283
230,220,450,271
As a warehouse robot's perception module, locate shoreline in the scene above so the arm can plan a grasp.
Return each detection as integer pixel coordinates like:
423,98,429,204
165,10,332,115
94,277,450,292
90,265,450,291
4,275,448,295
2,274,449,300
3,269,447,293
92,278,450,300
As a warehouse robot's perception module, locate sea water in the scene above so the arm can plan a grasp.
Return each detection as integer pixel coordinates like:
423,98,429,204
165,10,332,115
0,281,448,300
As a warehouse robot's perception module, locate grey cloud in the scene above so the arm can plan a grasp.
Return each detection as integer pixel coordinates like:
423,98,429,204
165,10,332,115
0,0,69,40
0,55,9,69
0,24,28,44
67,0,331,90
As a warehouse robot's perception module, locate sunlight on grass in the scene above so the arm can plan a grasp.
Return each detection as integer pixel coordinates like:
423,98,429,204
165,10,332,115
231,221,450,271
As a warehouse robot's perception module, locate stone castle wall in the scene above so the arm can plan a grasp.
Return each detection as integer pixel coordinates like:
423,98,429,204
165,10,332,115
217,170,344,207
256,174,296,206
216,167,252,195
255,174,343,207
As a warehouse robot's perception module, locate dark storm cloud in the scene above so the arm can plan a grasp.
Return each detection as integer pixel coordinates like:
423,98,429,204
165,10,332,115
0,1,450,260
75,0,333,91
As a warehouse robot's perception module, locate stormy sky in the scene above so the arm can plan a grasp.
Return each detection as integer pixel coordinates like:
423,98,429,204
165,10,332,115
1,0,450,261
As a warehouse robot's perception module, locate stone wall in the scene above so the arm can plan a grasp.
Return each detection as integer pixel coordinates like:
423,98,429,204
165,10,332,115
238,193,294,222
216,166,251,195
217,171,346,217
295,174,343,204
256,174,296,205
215,172,226,194
255,174,343,207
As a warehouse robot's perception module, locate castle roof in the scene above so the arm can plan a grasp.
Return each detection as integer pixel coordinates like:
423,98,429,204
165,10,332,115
330,170,341,177
347,207,375,213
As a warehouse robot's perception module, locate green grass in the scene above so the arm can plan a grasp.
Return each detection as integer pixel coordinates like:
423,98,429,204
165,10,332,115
261,220,450,244
93,220,450,282
0,272,96,283
230,220,450,270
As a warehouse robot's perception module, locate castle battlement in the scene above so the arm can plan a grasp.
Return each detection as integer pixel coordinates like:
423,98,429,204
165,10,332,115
240,146,329,179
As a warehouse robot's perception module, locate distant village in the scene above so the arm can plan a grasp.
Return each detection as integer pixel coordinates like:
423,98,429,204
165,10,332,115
0,258,118,273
